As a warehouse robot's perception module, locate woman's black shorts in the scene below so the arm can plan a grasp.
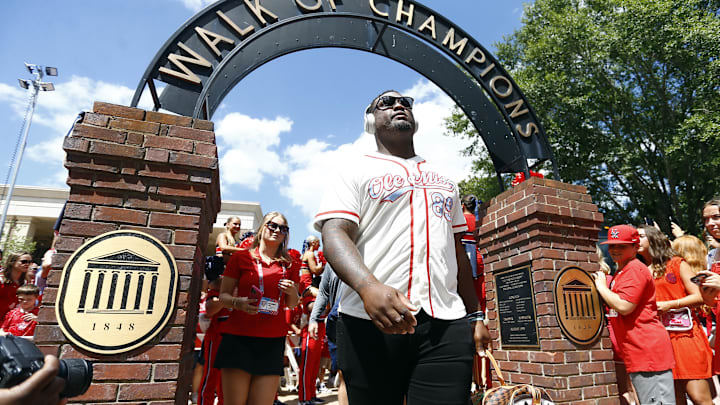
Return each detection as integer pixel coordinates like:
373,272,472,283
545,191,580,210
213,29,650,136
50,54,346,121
214,334,285,376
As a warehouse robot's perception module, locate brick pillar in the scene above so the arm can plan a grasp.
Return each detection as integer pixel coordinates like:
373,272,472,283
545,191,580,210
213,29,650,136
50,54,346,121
478,177,619,404
34,102,220,404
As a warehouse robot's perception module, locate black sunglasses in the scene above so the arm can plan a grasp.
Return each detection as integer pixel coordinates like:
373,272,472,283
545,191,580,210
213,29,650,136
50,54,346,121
266,222,289,234
19,259,32,265
372,95,414,112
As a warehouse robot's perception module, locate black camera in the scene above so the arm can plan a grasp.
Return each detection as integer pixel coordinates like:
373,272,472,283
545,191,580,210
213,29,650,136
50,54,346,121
0,335,93,398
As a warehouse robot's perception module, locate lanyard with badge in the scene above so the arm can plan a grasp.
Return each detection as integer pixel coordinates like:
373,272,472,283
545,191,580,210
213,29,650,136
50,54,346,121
255,257,286,316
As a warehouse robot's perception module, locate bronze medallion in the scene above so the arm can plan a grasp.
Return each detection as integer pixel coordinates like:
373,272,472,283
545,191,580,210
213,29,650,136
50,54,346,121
56,230,178,355
553,266,604,346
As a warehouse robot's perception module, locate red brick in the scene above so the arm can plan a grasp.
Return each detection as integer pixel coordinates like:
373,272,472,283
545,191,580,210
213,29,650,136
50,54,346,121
160,327,185,343
195,142,217,156
59,219,117,236
518,362,543,375
591,349,614,361
89,140,144,159
73,123,126,143
176,261,195,276
118,226,173,243
66,170,93,187
146,111,192,127
143,134,194,152
73,383,119,402
37,307,57,323
118,382,176,401
33,325,65,342
157,183,206,199
580,362,605,373
64,202,92,220
124,196,175,212
63,137,90,152
168,151,217,169
94,174,148,193
94,101,144,120
65,154,120,174
94,363,152,381
149,212,199,229
145,148,170,162
167,125,214,142
138,164,189,181
531,375,567,389
153,363,180,380
127,132,144,145
94,206,148,225
40,287,57,305
68,188,124,206
110,117,160,134
583,385,609,398
543,363,580,376
82,112,111,127
192,119,214,131
174,230,198,245
565,351,590,362
189,170,214,184
168,245,196,260
528,352,564,363
54,235,84,252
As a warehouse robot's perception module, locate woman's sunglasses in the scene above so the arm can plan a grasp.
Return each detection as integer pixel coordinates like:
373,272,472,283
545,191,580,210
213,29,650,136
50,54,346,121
266,222,289,234
19,259,32,265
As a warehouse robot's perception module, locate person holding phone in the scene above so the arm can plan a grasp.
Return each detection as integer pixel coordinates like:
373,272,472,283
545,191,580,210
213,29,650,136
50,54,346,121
638,225,713,405
217,212,300,405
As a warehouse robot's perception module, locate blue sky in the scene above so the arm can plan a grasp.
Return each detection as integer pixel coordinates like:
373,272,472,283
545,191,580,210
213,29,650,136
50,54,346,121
0,0,529,249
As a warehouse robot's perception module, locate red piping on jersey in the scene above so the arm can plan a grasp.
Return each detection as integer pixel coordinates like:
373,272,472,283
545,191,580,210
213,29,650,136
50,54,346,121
366,154,415,299
418,161,434,316
315,210,360,220
452,224,466,228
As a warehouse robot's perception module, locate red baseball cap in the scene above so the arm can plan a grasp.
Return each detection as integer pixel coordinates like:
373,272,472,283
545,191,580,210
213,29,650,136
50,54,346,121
600,225,640,245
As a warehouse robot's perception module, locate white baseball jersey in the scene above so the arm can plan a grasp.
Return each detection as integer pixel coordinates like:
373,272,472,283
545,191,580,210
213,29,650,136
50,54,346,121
313,152,468,320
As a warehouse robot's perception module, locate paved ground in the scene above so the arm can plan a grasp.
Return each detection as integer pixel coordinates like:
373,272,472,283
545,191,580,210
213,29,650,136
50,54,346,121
276,387,339,405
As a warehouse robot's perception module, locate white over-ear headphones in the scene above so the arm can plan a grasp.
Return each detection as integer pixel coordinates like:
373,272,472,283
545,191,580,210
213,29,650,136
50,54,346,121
364,102,419,135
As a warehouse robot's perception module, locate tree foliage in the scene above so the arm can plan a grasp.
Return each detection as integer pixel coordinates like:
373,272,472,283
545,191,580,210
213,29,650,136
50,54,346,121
452,0,720,234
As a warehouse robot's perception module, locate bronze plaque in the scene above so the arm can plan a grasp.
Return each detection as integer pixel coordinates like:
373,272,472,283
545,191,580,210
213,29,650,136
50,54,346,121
553,266,604,346
56,230,178,355
495,265,540,348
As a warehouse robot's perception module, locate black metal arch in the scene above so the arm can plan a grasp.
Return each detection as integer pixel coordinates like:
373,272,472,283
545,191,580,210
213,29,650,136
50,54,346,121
130,0,557,178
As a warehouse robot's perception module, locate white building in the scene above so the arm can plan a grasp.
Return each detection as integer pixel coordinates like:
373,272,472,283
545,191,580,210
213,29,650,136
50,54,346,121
0,184,262,260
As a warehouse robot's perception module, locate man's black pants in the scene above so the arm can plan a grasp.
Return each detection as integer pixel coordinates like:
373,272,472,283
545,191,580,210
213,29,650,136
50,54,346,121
337,310,474,405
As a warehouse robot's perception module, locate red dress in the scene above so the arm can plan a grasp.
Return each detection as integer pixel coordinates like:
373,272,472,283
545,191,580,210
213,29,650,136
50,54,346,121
654,257,713,379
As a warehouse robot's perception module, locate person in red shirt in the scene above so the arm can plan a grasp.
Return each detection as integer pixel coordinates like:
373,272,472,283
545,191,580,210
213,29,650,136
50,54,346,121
217,212,300,405
0,284,39,337
594,225,676,404
199,276,229,405
0,252,32,322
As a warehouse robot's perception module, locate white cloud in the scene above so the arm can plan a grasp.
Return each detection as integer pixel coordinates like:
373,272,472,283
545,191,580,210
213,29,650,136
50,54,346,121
178,0,216,12
215,113,293,190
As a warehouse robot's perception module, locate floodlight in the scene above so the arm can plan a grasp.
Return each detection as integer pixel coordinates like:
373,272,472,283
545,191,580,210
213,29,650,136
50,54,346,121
24,62,36,74
39,82,55,91
45,66,58,76
17,79,29,89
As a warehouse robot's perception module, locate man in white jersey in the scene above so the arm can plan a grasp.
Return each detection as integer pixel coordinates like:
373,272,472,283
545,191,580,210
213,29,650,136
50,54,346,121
313,90,490,405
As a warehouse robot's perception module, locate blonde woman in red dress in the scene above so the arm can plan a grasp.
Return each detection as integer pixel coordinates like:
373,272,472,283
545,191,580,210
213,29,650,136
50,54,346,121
638,225,713,405
217,212,300,405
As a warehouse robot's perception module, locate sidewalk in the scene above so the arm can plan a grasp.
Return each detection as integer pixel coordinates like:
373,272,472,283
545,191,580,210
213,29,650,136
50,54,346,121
277,387,339,405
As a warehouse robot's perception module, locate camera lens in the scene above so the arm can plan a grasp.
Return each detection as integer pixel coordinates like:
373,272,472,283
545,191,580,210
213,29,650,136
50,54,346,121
58,358,93,398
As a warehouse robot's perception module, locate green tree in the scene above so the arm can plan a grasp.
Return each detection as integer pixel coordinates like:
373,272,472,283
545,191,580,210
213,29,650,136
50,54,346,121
454,0,720,234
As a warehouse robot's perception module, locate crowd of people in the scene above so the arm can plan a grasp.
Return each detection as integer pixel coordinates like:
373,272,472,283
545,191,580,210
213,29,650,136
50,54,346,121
594,199,720,405
10,89,720,405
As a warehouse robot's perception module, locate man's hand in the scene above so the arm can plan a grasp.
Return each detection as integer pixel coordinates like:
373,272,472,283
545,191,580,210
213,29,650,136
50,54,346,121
0,354,66,405
308,322,319,339
359,282,417,334
472,321,491,353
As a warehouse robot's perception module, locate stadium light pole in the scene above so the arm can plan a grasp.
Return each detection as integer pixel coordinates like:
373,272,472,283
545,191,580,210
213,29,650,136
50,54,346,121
0,63,58,241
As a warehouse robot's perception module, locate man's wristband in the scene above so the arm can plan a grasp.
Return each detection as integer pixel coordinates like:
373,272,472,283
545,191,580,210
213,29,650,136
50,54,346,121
466,310,485,322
